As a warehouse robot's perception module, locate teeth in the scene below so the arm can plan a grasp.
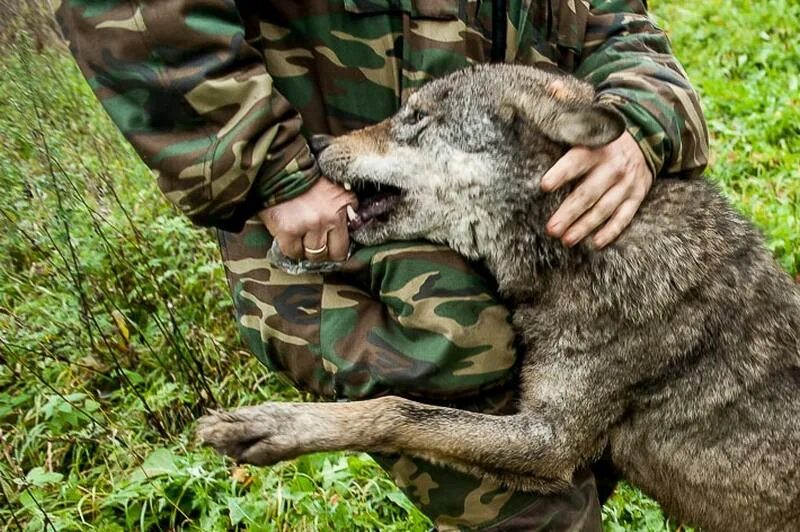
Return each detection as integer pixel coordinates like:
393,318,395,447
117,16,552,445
343,182,352,191
346,205,358,221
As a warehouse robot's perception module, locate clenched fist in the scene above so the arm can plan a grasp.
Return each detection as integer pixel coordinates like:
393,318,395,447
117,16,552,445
259,176,358,262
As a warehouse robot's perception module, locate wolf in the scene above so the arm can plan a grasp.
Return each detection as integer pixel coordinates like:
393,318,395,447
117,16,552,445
198,64,800,531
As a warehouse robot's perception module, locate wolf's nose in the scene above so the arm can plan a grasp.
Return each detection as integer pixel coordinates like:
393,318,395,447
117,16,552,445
310,134,334,154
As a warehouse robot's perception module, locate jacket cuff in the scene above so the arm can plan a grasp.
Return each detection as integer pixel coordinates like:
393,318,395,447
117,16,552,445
596,92,667,179
199,140,320,233
254,140,321,207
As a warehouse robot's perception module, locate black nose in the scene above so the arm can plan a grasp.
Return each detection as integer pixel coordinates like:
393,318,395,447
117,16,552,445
309,134,334,154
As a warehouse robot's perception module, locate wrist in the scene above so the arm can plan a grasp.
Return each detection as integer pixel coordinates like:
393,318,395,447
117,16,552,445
255,156,321,210
596,93,664,178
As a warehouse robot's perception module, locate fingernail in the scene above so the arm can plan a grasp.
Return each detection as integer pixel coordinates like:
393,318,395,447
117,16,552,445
540,178,552,191
547,222,562,236
346,205,357,221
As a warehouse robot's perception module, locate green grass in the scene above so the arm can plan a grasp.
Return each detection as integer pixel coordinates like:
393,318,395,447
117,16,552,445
0,34,425,532
0,0,797,530
654,0,800,275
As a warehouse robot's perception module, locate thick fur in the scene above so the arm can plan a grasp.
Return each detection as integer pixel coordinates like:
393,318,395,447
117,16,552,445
199,65,800,531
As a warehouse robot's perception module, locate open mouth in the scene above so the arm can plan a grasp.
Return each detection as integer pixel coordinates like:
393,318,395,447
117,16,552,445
344,181,403,231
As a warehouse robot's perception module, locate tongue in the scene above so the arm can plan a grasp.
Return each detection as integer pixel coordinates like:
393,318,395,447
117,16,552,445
348,193,401,231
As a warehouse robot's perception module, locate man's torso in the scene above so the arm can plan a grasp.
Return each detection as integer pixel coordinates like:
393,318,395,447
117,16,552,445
238,0,586,134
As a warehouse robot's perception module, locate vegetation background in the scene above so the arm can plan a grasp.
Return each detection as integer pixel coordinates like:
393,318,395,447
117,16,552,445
0,0,797,529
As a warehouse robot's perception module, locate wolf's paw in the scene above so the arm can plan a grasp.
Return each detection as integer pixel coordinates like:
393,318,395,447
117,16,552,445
196,403,301,466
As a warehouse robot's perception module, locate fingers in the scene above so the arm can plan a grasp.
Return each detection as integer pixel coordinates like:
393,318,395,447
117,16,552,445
326,215,350,261
275,234,304,260
592,199,641,250
302,228,330,263
320,196,358,262
561,180,629,247
546,166,620,240
259,177,358,263
541,131,653,249
540,147,596,192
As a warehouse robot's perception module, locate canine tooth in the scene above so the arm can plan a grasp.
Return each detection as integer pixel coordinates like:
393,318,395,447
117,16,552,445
346,205,357,221
343,182,352,191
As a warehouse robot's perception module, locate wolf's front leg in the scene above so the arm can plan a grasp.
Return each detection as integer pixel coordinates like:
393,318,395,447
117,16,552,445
197,398,403,466
198,396,574,492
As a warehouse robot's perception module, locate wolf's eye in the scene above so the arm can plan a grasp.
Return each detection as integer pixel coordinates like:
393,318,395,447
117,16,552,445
405,108,427,125
394,106,431,145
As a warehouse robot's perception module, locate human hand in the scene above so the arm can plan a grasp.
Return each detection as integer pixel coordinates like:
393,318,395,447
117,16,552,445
259,176,358,262
540,131,653,249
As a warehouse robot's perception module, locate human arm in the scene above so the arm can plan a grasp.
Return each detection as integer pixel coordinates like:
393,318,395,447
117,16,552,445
541,0,709,248
55,0,321,232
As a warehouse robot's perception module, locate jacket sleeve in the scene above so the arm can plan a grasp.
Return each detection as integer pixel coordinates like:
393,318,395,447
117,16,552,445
558,0,709,178
55,0,319,231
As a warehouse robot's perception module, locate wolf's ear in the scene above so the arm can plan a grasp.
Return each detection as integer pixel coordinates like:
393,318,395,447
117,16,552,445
547,105,625,148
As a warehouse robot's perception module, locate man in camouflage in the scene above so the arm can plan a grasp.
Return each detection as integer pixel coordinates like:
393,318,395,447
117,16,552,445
56,1,708,529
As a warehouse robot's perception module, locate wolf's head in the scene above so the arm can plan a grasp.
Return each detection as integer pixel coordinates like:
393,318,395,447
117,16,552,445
314,64,624,267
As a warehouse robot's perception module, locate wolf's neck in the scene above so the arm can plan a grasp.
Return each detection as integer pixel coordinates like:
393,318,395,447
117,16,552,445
477,186,577,301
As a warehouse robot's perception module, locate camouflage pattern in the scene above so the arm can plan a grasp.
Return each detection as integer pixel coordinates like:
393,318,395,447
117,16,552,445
219,221,516,401
56,0,708,529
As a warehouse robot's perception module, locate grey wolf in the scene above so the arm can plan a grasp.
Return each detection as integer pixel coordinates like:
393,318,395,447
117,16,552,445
198,65,800,531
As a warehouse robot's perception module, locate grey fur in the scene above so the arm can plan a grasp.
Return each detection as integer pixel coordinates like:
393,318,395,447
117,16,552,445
199,65,800,531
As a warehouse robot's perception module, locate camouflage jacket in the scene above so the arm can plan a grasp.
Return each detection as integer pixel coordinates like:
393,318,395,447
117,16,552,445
56,0,708,233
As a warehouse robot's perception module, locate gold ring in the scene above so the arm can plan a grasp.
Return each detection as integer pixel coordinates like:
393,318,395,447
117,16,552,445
304,244,328,256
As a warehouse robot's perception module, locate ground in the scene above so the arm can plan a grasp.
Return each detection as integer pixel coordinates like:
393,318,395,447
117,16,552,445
0,0,797,530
